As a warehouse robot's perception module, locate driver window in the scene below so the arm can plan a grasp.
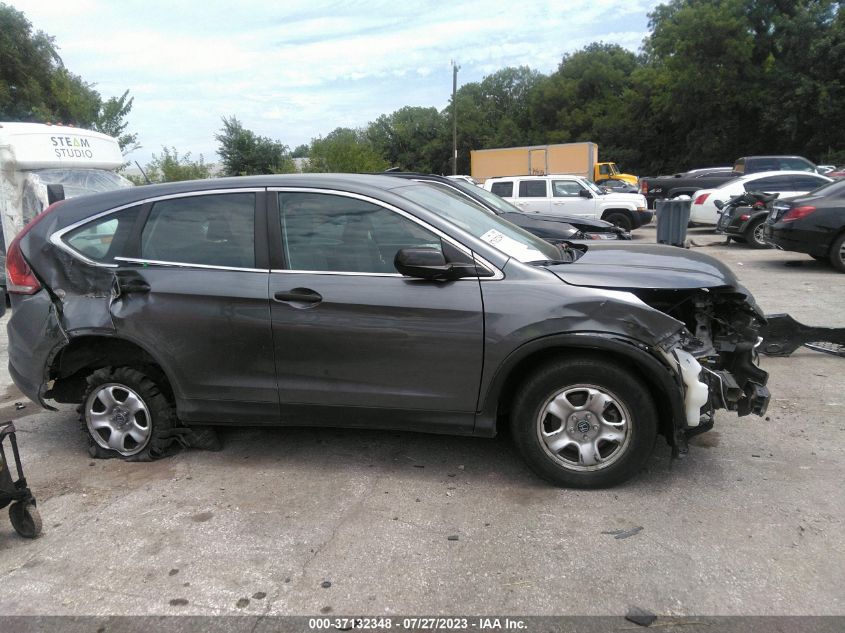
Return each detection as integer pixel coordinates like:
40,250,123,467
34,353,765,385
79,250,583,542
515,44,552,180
552,181,584,197
278,192,441,273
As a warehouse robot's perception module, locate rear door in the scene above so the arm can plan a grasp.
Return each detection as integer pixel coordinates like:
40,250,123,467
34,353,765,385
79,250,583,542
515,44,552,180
267,189,484,432
109,189,278,424
515,179,550,213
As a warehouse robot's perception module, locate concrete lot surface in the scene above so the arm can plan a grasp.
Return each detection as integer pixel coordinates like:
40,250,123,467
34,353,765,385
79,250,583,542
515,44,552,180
0,225,843,617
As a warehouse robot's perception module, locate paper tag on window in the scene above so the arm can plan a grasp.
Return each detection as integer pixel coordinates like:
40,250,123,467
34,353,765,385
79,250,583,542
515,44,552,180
480,229,545,262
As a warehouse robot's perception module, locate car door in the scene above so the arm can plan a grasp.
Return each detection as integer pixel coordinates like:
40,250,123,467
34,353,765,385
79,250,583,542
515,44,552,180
514,179,551,213
550,178,596,218
267,189,484,433
109,189,279,424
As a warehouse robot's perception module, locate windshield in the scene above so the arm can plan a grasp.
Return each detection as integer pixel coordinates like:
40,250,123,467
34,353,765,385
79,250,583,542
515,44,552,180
393,183,560,263
583,179,604,195
26,168,132,198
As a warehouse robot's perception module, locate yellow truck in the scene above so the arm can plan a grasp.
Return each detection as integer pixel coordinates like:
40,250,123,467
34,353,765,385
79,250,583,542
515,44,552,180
470,142,638,186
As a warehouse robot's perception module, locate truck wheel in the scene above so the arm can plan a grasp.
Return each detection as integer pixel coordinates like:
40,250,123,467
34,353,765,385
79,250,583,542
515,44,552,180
604,212,633,231
830,233,845,273
81,366,177,461
510,357,658,488
744,218,771,249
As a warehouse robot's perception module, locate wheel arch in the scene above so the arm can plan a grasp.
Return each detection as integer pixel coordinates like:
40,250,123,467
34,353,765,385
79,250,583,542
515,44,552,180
476,334,686,449
45,334,177,405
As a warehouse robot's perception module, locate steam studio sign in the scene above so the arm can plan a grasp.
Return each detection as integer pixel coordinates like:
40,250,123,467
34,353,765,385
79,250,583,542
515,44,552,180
51,135,94,159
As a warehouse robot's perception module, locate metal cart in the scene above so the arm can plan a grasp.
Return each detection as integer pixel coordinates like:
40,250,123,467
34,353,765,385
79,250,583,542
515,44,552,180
0,421,42,538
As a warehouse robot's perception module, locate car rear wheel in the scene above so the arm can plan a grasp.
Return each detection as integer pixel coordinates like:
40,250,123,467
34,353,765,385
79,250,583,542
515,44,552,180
744,218,771,249
831,233,845,273
510,357,658,488
81,366,177,460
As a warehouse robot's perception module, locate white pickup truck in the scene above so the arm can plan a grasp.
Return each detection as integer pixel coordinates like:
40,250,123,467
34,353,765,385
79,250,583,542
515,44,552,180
483,174,652,230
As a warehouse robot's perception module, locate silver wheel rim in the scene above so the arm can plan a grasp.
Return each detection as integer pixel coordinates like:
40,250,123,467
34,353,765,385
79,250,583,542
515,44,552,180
536,384,632,472
753,222,766,245
85,383,151,456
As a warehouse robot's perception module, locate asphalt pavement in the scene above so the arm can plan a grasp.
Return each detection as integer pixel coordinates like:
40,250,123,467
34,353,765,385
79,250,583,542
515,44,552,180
0,225,842,618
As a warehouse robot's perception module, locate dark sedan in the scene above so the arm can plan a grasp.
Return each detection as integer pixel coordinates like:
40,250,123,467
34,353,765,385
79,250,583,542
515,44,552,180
383,172,630,242
764,179,845,272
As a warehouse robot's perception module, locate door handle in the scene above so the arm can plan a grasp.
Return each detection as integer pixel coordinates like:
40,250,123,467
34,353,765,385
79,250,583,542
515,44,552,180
274,288,322,305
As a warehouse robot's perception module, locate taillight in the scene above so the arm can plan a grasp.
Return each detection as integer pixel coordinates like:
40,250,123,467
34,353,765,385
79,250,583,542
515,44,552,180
693,193,710,205
739,214,750,221
5,201,65,294
781,205,817,223
641,181,649,194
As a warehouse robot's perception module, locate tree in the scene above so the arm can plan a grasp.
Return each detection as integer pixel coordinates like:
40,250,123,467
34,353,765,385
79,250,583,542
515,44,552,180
0,3,138,154
215,116,296,175
94,90,140,154
291,143,310,158
306,127,388,173
128,147,211,184
367,106,448,173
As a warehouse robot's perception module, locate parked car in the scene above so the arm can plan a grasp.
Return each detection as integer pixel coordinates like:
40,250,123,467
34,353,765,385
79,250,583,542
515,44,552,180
6,174,770,488
764,178,845,272
484,174,652,231
639,167,736,209
384,172,630,241
733,155,818,175
596,178,639,194
826,166,845,178
690,171,833,225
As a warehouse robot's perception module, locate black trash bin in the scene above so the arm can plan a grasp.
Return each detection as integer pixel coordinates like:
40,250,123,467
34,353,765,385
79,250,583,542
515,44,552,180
655,199,691,247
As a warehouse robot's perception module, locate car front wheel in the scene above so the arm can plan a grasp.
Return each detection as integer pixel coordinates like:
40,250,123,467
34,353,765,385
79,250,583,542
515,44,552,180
511,357,658,488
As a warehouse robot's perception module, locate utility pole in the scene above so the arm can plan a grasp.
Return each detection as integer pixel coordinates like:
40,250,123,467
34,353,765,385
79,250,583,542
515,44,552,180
451,60,460,175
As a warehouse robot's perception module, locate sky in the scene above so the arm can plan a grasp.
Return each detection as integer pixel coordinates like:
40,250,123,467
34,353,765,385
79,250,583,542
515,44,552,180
8,0,661,165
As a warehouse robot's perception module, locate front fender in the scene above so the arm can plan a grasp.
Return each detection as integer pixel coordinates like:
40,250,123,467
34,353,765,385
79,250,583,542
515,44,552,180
473,332,688,452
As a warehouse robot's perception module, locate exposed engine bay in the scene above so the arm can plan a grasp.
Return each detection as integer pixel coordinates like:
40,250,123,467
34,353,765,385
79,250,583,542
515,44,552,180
633,286,770,433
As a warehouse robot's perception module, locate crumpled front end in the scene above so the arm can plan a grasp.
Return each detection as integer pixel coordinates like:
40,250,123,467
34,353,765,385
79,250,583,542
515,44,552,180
637,285,770,441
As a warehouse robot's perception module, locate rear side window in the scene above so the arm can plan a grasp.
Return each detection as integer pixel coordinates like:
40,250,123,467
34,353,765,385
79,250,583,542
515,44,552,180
793,175,829,190
518,180,547,197
744,176,795,192
63,206,141,263
490,182,513,197
141,193,255,268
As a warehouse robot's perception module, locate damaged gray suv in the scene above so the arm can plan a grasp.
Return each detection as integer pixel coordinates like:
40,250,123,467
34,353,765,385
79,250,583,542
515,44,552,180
6,174,770,487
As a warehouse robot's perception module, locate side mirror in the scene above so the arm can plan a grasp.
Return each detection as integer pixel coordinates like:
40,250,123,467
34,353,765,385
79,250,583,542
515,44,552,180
714,199,725,210
394,247,487,280
578,189,592,198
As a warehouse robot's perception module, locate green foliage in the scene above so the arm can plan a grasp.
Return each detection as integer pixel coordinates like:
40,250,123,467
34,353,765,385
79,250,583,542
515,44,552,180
0,3,137,153
128,146,211,184
215,116,296,175
366,106,448,173
291,143,310,158
306,127,388,173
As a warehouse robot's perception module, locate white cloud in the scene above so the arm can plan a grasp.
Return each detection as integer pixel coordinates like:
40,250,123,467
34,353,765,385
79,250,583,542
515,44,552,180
7,0,660,163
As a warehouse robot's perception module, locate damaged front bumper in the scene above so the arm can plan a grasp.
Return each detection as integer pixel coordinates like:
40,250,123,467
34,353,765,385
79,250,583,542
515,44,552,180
649,288,771,453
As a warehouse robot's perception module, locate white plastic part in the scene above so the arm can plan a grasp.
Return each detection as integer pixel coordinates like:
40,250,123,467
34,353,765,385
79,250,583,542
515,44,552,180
673,348,709,428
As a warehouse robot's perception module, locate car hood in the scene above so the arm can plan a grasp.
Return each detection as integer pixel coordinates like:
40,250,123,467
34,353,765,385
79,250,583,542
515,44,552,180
545,243,739,289
524,212,616,230
599,192,646,204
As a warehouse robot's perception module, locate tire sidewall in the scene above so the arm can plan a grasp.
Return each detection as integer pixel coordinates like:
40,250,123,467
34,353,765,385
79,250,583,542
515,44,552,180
830,233,845,273
81,366,175,460
511,359,658,488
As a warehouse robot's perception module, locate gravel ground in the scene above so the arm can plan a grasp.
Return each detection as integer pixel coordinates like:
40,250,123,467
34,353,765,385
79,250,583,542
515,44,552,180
0,224,842,618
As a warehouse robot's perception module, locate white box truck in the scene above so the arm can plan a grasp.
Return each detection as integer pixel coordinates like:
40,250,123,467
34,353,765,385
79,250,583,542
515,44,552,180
0,122,132,287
